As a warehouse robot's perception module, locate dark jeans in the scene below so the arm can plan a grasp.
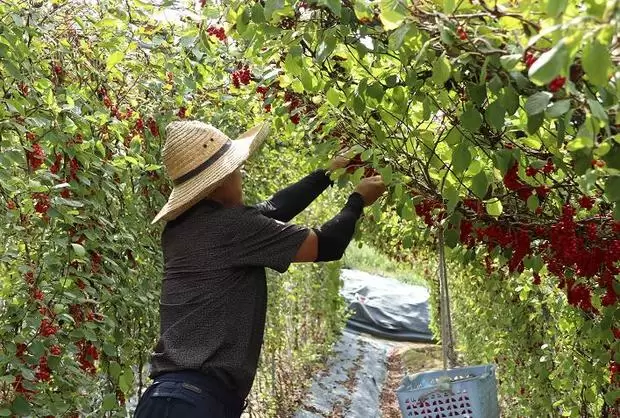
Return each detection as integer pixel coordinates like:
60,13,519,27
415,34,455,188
133,370,246,418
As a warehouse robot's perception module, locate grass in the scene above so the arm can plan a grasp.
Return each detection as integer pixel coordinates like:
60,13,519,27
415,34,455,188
342,241,426,286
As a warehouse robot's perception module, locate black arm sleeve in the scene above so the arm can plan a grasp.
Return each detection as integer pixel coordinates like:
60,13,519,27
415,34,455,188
255,169,333,222
313,192,364,262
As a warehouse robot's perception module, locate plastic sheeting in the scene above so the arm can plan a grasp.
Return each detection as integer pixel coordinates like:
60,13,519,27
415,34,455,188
340,269,434,342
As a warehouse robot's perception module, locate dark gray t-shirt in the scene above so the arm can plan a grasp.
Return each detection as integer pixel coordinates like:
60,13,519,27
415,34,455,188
149,198,310,399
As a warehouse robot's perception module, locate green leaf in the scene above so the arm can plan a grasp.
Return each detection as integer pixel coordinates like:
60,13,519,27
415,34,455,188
71,243,86,258
605,176,620,201
527,195,539,212
109,361,122,380
485,101,506,131
493,149,514,175
528,40,568,85
0,408,11,417
251,3,265,23
319,0,342,16
379,0,407,30
486,198,503,217
525,92,553,115
102,393,117,411
379,166,393,184
316,34,337,63
461,108,482,132
588,99,608,122
300,68,315,92
468,83,487,106
502,85,519,115
432,54,451,85
119,368,134,393
445,128,461,146
527,113,545,134
264,0,285,20
452,142,471,174
546,0,568,17
10,396,31,415
568,117,595,151
500,54,522,71
326,88,341,106
444,0,456,13
443,185,459,213
546,100,571,118
106,51,125,71
582,40,611,86
389,23,415,50
471,171,489,199
284,45,302,76
352,93,365,116
366,83,384,101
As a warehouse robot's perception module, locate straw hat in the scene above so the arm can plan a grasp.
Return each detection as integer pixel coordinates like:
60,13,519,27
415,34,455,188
151,120,270,224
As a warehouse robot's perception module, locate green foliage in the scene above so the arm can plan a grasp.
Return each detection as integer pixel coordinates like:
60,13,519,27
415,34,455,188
342,241,425,286
222,0,620,414
0,1,349,416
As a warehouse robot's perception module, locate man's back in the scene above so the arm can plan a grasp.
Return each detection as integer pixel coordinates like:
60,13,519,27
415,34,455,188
150,199,308,399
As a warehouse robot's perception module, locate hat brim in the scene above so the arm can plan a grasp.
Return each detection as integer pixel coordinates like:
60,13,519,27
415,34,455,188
151,122,270,224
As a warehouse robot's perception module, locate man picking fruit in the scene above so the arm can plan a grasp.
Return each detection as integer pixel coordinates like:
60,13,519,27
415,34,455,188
134,120,385,417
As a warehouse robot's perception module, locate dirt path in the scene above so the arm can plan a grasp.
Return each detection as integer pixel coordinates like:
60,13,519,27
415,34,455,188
379,342,443,417
294,330,442,418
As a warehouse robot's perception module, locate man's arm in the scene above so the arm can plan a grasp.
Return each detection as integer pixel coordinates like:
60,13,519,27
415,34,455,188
294,176,386,262
255,169,333,222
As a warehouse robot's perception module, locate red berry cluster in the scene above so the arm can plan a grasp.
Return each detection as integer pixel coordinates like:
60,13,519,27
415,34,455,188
285,91,304,124
32,192,50,214
69,157,80,180
69,303,84,326
207,26,226,41
177,106,187,119
75,339,99,374
524,52,537,69
27,143,46,171
463,198,485,215
35,356,51,382
345,154,364,174
39,318,58,337
578,195,595,210
414,199,445,227
18,81,30,96
135,117,144,133
503,163,535,201
31,287,44,301
452,186,619,312
117,389,126,406
256,86,268,99
231,65,251,89
344,154,379,177
456,25,468,40
147,117,160,136
52,62,63,76
50,153,63,174
541,159,555,174
91,251,103,273
50,345,62,356
548,76,566,93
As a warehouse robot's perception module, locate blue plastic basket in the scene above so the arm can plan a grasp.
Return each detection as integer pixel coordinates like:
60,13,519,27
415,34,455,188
396,364,499,418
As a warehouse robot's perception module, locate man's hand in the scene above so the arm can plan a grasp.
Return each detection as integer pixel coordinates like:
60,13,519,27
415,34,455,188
328,147,354,171
354,175,386,207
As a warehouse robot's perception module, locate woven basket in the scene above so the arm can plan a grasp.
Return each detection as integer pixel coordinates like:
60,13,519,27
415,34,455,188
396,364,499,418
